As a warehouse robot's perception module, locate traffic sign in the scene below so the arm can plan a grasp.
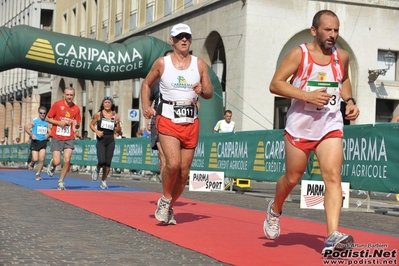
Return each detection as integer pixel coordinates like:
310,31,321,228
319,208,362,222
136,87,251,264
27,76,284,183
127,109,140,121
17,125,24,133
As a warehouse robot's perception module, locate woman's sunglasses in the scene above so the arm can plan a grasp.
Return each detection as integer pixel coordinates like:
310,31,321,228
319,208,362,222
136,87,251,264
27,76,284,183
174,33,192,40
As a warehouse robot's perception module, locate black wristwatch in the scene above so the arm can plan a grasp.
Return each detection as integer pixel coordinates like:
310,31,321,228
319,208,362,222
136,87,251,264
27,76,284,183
345,97,356,105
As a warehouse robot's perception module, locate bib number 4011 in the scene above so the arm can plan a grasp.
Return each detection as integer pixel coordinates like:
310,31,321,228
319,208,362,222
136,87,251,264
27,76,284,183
173,105,195,124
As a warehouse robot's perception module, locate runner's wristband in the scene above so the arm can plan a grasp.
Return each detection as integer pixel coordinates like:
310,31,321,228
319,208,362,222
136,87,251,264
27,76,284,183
345,97,356,105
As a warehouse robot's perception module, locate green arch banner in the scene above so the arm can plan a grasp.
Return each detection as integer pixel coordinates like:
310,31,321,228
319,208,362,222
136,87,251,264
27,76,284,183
0,25,223,133
0,25,171,80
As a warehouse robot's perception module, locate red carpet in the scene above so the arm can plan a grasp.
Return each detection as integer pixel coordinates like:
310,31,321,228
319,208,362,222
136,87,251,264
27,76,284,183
39,190,399,266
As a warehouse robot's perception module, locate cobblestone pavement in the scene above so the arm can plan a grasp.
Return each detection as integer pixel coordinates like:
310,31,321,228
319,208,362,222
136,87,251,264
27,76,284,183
1,169,398,265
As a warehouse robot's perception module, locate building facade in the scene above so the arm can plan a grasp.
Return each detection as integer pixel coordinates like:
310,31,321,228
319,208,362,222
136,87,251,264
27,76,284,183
1,0,399,140
0,0,55,143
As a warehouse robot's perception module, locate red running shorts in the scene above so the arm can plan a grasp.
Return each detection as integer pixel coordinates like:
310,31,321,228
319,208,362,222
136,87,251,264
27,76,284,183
284,129,343,151
156,116,200,149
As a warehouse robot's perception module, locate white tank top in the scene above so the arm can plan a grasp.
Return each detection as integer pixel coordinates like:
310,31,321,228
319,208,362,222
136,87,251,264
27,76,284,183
286,43,344,140
159,55,200,123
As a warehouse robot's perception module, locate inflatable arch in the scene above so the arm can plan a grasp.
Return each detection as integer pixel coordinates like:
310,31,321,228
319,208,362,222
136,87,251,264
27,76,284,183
0,25,223,133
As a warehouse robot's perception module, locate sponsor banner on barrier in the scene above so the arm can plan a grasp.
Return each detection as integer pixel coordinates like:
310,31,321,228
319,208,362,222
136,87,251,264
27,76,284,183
189,170,224,192
1,123,399,195
300,180,350,209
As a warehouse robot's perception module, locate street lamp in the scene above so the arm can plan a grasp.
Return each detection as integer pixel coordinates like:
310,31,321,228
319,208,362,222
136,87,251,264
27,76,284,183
81,90,87,108
81,89,87,134
104,81,111,97
133,79,140,99
368,49,396,83
212,45,225,107
212,59,224,106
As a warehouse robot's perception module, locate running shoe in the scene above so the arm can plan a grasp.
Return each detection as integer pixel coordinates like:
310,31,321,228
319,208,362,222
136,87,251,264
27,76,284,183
167,208,177,225
57,181,66,190
155,196,171,223
322,231,354,255
263,200,281,240
91,169,99,181
100,180,108,189
47,159,55,177
35,173,42,181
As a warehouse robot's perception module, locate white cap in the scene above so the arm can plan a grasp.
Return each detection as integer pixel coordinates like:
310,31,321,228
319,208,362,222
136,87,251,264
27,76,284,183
170,23,192,37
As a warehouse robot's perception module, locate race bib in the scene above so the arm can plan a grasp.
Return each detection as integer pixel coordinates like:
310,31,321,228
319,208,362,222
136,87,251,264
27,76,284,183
56,125,71,137
37,125,47,135
304,81,340,113
172,102,195,124
100,118,115,130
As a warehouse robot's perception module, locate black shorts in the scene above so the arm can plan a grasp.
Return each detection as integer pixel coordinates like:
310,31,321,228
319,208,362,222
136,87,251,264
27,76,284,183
151,116,158,150
30,140,48,151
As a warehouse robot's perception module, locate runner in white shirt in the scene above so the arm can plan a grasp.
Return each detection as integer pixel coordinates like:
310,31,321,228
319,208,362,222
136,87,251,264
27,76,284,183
264,10,359,255
213,110,235,133
141,23,213,225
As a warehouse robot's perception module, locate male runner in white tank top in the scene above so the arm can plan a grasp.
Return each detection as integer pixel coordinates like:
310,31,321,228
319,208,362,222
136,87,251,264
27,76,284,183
141,23,213,225
265,10,360,255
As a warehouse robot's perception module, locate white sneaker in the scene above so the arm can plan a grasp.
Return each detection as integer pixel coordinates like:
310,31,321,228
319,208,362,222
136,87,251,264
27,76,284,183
57,181,66,190
155,197,171,223
167,208,177,225
263,200,281,239
322,231,354,256
91,169,99,181
100,180,108,189
47,159,55,177
35,173,42,181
